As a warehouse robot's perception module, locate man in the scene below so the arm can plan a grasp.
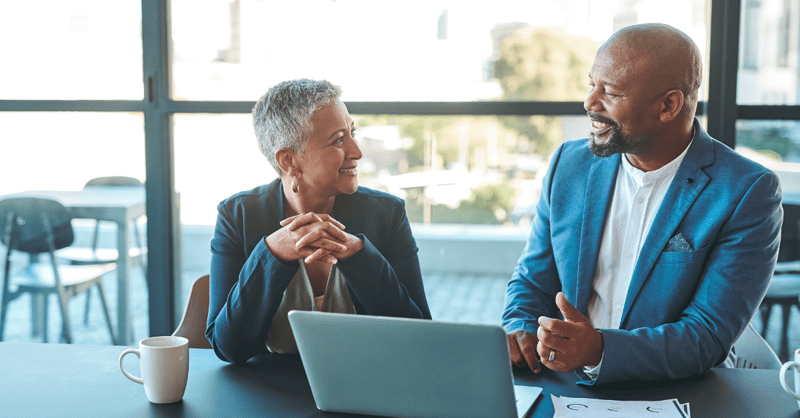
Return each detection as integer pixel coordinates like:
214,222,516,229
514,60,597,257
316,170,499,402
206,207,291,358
502,23,782,385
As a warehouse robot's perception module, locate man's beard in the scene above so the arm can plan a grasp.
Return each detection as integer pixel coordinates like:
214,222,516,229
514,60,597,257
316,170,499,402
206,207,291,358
587,112,648,157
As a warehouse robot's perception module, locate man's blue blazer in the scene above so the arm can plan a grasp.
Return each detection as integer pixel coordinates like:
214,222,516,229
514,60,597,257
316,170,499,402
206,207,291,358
503,121,783,384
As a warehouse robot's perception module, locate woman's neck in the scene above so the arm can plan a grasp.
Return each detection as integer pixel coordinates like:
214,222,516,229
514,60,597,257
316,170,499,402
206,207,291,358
282,181,335,217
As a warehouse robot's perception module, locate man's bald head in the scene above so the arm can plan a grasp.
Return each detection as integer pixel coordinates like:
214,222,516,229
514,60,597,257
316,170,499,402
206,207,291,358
600,23,702,119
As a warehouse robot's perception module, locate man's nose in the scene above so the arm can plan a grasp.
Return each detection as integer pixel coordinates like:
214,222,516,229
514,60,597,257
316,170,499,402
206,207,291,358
584,88,603,113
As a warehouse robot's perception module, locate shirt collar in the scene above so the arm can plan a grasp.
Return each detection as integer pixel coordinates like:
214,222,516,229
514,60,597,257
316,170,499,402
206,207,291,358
621,132,695,186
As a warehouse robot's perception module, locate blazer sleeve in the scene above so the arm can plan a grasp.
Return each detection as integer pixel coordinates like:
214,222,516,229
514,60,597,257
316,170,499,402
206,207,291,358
206,204,298,364
502,144,565,333
589,171,782,385
336,203,432,320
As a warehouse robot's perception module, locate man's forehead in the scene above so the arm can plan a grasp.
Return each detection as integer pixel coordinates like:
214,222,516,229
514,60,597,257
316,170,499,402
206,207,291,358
589,48,637,86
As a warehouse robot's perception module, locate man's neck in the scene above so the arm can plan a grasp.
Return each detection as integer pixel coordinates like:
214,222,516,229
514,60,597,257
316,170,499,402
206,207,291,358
625,123,695,172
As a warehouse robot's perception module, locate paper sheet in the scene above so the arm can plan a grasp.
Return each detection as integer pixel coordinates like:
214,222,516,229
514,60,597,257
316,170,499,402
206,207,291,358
551,395,690,418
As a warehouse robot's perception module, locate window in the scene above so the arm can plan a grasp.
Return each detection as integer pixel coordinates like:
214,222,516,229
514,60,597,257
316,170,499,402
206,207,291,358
0,1,142,100
171,0,711,229
736,0,800,105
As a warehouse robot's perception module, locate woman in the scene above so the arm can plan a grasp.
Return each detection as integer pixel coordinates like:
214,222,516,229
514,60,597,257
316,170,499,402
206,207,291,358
207,79,431,364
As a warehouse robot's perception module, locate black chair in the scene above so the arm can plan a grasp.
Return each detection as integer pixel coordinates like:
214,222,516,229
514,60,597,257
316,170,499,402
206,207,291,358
55,176,147,325
759,203,800,362
0,197,117,344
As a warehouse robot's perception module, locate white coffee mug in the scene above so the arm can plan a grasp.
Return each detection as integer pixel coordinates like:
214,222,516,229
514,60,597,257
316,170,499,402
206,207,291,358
780,348,800,410
119,335,189,404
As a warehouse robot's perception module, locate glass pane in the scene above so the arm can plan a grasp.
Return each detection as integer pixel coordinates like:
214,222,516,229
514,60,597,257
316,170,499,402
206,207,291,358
171,0,710,102
0,1,142,100
174,114,269,226
0,112,148,344
174,112,601,228
0,113,146,194
738,0,800,105
735,120,800,194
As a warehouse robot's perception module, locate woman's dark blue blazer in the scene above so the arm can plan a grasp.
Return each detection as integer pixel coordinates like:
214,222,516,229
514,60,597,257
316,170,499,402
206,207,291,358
207,179,431,363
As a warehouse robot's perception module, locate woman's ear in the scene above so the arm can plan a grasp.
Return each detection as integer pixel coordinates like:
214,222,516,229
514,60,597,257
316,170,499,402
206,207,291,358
275,148,300,177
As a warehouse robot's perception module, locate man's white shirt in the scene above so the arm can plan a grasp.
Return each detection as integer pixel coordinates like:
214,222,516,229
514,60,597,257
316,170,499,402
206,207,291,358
583,138,693,377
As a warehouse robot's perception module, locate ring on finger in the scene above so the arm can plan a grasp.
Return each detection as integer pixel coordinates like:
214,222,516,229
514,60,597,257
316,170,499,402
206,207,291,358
548,350,556,362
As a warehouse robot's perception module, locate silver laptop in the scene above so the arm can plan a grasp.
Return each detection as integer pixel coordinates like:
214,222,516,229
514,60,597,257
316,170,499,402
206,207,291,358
288,311,541,418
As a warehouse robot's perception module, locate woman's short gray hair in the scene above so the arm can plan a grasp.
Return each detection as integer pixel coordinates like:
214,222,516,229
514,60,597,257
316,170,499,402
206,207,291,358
252,79,343,174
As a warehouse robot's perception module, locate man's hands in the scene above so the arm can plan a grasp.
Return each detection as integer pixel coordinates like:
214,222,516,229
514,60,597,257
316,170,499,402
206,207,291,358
507,329,542,373
266,212,363,264
508,292,604,373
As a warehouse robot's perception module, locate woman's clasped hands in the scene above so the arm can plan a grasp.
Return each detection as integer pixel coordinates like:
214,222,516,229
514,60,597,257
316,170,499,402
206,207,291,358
266,212,363,265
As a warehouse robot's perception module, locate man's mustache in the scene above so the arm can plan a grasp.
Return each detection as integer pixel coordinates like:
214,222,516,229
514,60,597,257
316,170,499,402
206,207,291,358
587,111,617,128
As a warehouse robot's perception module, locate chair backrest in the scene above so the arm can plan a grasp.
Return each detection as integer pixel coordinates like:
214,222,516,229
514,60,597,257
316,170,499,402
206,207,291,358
731,323,781,369
0,198,74,254
173,275,212,349
84,176,143,188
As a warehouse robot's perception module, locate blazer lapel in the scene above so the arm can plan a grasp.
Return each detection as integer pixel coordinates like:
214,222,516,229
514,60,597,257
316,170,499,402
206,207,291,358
619,123,715,326
575,154,620,314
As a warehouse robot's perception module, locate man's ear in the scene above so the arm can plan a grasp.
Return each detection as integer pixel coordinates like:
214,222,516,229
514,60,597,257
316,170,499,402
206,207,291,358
659,89,684,123
275,148,300,177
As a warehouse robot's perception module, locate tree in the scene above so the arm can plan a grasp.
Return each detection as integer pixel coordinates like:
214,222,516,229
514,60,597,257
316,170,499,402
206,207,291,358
494,26,598,156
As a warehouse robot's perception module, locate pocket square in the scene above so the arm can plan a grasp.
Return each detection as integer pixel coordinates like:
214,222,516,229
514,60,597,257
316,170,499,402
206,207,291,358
665,232,693,252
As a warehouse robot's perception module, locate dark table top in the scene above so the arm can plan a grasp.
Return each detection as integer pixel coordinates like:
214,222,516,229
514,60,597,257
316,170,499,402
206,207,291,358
1,342,798,417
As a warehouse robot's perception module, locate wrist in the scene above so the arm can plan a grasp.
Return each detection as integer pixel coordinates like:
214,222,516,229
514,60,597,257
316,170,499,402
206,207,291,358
589,329,604,366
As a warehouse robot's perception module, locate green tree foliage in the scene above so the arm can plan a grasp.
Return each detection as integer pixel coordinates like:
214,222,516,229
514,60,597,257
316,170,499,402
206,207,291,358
494,27,598,156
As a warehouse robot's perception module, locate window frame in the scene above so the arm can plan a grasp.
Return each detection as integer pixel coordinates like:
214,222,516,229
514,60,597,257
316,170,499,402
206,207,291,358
1,0,798,338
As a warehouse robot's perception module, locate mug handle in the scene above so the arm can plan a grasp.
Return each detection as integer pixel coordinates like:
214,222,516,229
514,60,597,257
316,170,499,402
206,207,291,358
119,349,144,385
779,361,800,400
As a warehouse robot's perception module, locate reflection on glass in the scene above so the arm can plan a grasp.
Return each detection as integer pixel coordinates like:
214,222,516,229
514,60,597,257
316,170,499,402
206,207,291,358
735,120,800,194
737,0,800,105
170,0,710,102
174,112,597,227
0,112,145,195
174,114,267,226
0,1,142,100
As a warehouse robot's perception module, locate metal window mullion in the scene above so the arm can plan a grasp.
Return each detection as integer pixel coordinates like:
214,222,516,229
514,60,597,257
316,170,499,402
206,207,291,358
142,0,180,340
707,0,741,148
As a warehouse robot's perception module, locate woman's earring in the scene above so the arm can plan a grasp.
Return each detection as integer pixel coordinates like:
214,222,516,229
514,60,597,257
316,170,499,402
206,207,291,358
291,177,299,193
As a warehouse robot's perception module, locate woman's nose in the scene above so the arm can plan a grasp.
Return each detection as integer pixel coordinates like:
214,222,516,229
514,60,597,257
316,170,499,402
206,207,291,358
347,136,362,160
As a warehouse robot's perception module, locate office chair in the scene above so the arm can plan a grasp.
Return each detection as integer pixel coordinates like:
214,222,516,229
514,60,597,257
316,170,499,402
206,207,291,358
760,203,800,362
172,274,212,349
0,197,117,344
731,323,782,369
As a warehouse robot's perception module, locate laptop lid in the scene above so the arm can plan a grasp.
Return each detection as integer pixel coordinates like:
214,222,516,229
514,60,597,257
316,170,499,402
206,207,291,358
288,311,539,418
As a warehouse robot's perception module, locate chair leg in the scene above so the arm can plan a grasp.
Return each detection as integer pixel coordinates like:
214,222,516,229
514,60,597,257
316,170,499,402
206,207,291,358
94,282,118,345
760,303,773,337
780,301,792,363
54,289,73,344
0,287,9,342
41,294,50,343
83,287,93,324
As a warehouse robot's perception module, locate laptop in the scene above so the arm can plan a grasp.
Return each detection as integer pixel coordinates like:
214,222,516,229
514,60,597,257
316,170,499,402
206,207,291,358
288,311,541,418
